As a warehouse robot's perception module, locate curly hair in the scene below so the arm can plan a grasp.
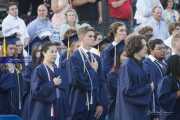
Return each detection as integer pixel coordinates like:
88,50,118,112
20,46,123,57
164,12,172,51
125,34,146,58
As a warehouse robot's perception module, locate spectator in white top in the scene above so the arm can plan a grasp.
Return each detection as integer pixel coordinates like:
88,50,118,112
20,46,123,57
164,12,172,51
2,2,29,46
134,0,163,25
59,9,80,40
163,0,179,25
144,6,170,40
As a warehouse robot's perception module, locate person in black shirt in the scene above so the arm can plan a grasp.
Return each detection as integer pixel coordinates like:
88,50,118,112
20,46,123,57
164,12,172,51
72,0,103,32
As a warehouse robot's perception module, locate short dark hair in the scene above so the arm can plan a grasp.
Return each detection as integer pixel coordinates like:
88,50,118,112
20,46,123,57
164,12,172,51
125,34,146,58
167,55,180,78
40,41,57,62
148,39,164,50
7,2,17,11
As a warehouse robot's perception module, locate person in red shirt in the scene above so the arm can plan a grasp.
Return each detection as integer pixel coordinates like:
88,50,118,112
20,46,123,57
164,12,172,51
108,0,133,29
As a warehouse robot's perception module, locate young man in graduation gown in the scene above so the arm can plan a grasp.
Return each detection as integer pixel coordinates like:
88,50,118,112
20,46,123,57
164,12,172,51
68,26,104,120
158,55,180,120
115,35,154,120
143,39,167,119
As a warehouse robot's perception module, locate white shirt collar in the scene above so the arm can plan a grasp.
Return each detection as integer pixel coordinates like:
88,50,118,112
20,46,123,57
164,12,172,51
112,41,121,46
79,46,90,53
7,14,18,20
148,55,157,62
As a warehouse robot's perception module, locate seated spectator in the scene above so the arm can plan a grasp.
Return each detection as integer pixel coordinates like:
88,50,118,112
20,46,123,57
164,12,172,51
171,31,180,55
2,2,29,46
135,0,163,25
27,4,53,41
143,6,169,40
59,9,80,40
164,22,180,48
163,0,179,25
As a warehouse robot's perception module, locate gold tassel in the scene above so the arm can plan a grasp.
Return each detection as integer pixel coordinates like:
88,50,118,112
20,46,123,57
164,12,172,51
3,36,7,57
66,36,70,60
97,45,100,52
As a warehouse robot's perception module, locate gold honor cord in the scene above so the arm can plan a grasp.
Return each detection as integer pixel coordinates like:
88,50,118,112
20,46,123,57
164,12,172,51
3,36,7,57
67,36,70,60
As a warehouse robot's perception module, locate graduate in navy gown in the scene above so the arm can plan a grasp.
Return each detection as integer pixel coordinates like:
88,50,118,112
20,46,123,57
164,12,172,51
158,55,180,120
60,29,80,86
101,22,127,120
68,26,104,120
143,39,167,119
21,43,42,120
106,50,127,120
115,34,154,120
0,36,24,115
101,22,126,77
30,42,68,120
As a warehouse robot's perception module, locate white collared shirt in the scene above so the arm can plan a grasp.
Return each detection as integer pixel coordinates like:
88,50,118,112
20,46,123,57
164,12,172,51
90,48,100,56
148,55,157,62
148,55,166,68
2,14,29,43
112,41,119,46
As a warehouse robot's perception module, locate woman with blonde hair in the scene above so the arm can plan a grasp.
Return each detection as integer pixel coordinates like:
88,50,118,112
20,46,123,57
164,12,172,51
59,8,80,40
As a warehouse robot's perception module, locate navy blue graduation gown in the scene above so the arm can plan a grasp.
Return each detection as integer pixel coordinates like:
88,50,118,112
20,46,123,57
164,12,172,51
30,64,69,120
69,50,106,120
101,40,125,77
106,70,119,120
158,75,180,120
0,67,24,115
0,68,15,114
21,63,34,120
143,58,167,117
115,58,152,120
